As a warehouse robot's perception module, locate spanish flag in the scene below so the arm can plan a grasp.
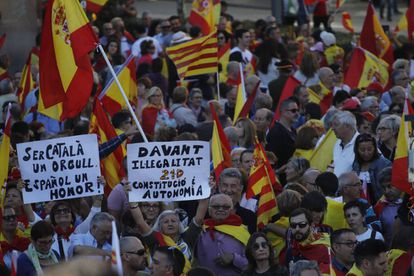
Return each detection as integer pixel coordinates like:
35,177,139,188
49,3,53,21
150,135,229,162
309,129,337,172
218,41,231,82
342,12,354,33
17,54,36,110
188,0,221,36
166,31,217,80
86,0,108,14
360,3,394,66
89,100,126,191
233,64,247,124
395,0,414,40
237,80,260,120
0,104,11,191
39,0,98,121
392,101,414,195
98,55,137,116
344,47,389,89
210,102,231,180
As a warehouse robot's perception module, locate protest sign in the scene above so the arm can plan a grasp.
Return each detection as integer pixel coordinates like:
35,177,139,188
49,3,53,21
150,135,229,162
127,141,210,202
17,134,101,204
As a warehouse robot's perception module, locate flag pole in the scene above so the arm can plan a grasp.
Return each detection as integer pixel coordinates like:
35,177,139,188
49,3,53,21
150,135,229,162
97,44,148,143
216,72,221,100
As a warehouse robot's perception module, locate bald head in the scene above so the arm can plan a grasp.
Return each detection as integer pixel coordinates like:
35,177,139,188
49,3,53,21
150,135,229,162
319,67,335,89
301,168,321,192
120,236,144,253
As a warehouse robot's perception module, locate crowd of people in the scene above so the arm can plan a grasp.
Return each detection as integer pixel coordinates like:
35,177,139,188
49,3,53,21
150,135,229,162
1,0,414,275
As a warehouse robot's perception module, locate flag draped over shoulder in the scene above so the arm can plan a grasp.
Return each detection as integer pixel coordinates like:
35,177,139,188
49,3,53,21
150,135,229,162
360,3,394,65
344,47,389,89
17,54,36,109
309,129,337,171
342,12,354,33
392,102,414,196
39,0,98,121
166,31,217,80
89,100,126,191
395,0,414,40
188,0,221,35
0,104,11,190
98,55,137,116
210,102,232,180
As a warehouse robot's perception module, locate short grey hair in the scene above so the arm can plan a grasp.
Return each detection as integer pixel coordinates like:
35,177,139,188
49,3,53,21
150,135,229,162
323,107,338,130
90,212,114,229
334,111,357,131
224,127,239,145
219,167,242,184
378,166,392,186
290,260,320,276
338,171,358,193
377,114,400,136
152,209,185,234
360,96,378,112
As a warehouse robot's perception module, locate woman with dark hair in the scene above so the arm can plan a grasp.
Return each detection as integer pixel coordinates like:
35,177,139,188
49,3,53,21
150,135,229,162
17,221,60,276
242,232,288,276
294,126,319,160
94,35,121,72
257,40,281,91
352,133,391,205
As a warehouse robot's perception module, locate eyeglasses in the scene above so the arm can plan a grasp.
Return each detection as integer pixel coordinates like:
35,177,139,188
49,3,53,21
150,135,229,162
376,127,390,132
347,182,362,187
54,208,71,215
335,241,358,248
253,241,268,250
141,204,160,209
209,205,232,210
286,108,299,113
126,249,146,256
36,238,55,246
2,215,17,222
290,222,308,229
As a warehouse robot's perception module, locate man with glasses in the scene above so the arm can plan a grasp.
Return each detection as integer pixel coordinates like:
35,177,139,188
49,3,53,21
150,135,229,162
150,246,185,276
195,194,249,276
120,236,148,276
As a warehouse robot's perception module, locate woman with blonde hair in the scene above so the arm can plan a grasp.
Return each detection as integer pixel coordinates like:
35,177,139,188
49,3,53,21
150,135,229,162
234,117,257,149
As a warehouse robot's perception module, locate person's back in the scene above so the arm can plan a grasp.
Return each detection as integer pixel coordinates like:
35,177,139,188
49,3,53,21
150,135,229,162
170,86,198,127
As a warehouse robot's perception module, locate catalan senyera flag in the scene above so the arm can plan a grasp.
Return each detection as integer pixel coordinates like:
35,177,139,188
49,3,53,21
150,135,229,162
233,64,247,124
111,221,123,276
0,104,11,191
98,55,137,116
392,101,414,196
271,76,301,124
395,0,414,40
218,42,231,82
344,47,389,89
17,54,36,110
86,0,108,13
309,129,337,172
342,12,354,33
39,0,98,121
210,102,232,180
89,100,126,191
336,0,346,9
360,3,394,65
188,0,221,36
166,31,218,80
247,138,279,229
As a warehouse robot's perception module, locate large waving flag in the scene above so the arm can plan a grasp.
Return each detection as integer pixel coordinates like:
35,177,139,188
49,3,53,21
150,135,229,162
342,12,354,33
17,54,36,110
344,47,389,89
111,221,123,276
392,101,414,195
237,80,261,120
86,0,108,13
395,0,414,40
218,41,231,82
98,55,137,116
309,129,337,172
360,3,394,65
233,64,247,124
0,104,11,191
188,0,221,35
89,100,126,191
166,31,217,80
210,102,232,180
39,0,98,121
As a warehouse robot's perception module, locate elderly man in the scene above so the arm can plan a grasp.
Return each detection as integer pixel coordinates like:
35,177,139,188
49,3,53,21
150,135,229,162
70,212,114,257
253,108,273,136
347,239,388,276
120,236,148,276
331,111,359,177
195,194,250,276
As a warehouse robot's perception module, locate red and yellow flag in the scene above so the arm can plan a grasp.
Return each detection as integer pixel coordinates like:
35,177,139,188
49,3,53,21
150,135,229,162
188,0,221,36
342,12,354,33
218,41,231,82
344,47,389,89
98,55,137,116
233,64,247,124
39,0,98,121
17,54,36,110
86,0,108,13
210,102,231,180
360,3,394,65
0,104,12,191
166,31,217,80
395,0,414,40
271,76,301,124
89,100,126,191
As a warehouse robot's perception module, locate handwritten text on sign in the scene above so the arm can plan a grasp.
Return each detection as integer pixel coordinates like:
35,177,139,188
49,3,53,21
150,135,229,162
127,141,210,202
17,134,101,204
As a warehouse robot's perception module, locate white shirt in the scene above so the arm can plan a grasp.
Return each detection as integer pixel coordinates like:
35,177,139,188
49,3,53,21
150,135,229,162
69,231,112,258
52,232,72,261
240,193,258,212
333,131,359,177
131,36,163,58
230,46,253,67
258,57,280,90
356,228,384,242
293,70,320,87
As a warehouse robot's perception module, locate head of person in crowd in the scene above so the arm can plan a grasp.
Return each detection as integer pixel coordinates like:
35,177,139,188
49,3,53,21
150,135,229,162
276,59,294,77
378,167,401,203
299,51,319,79
90,212,114,247
230,147,246,167
285,157,310,183
11,121,31,148
376,114,400,149
245,75,260,96
277,190,303,217
254,93,273,110
4,182,24,214
102,22,114,38
208,193,234,222
218,168,243,205
253,108,273,133
391,226,414,254
105,36,120,56
300,191,328,226
146,86,165,108
234,117,256,149
50,201,76,231
240,149,254,173
137,76,152,99
245,232,274,272
140,40,156,57
153,126,178,142
152,209,184,239
304,103,322,120
284,182,309,196
293,85,310,110
158,20,172,36
360,96,379,117
330,64,345,86
1,206,19,236
290,260,320,276
150,246,185,276
353,239,388,276
315,172,338,197
318,67,335,90
355,113,373,136
172,86,188,105
224,127,239,149
120,236,147,275
188,88,203,110
279,98,300,127
234,28,251,50
353,133,381,167
111,110,132,132
391,69,410,89
330,229,357,270
289,208,313,242
331,111,357,143
111,17,125,36
365,83,382,100
390,85,406,106
295,126,319,152
338,172,362,202
300,168,321,192
226,61,240,82
350,88,366,102
168,15,182,33
343,200,366,234
30,221,58,266
332,90,351,109
217,29,230,48
139,201,165,227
